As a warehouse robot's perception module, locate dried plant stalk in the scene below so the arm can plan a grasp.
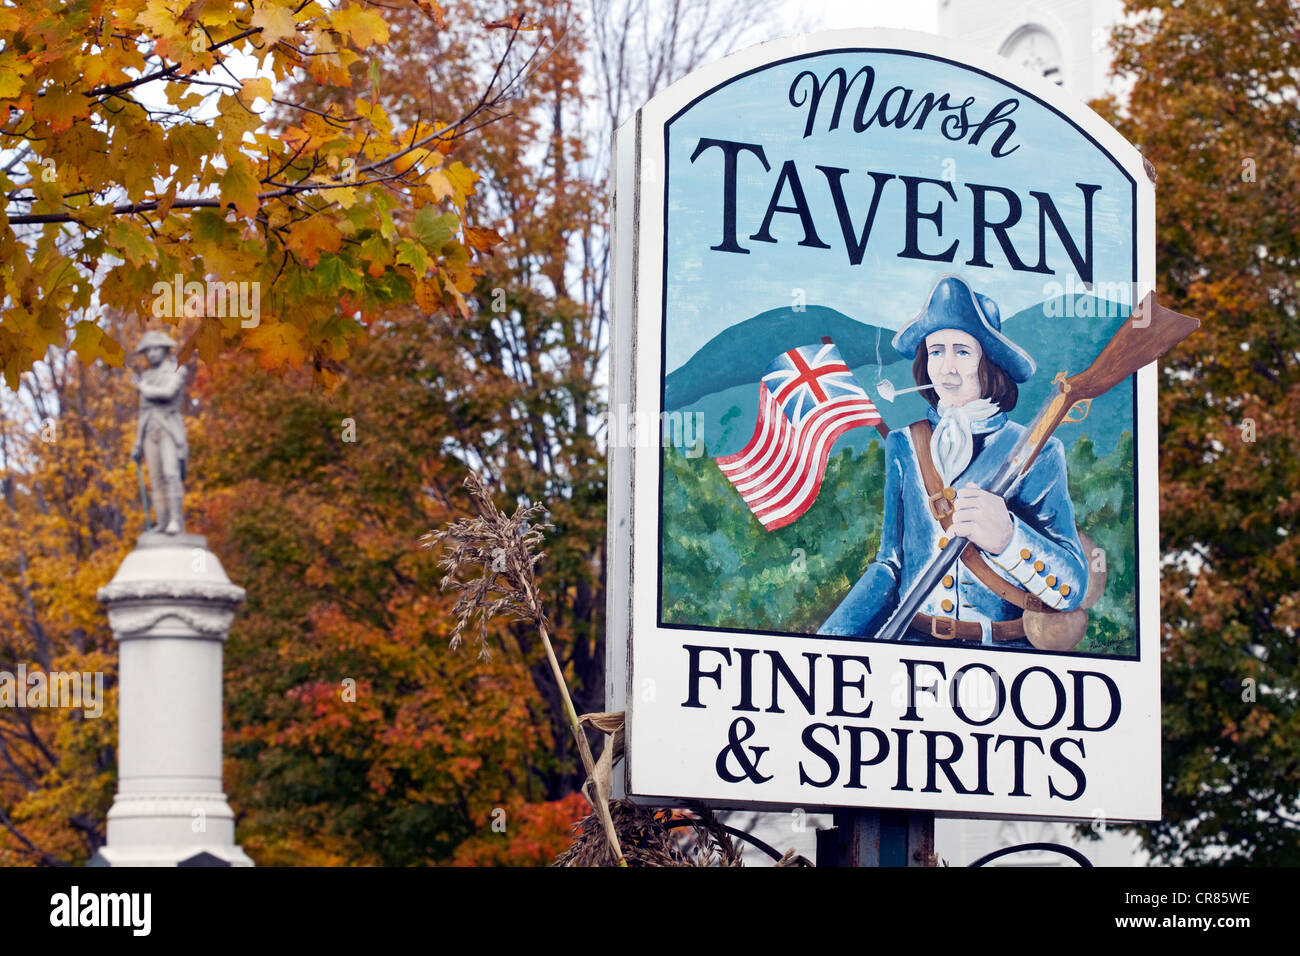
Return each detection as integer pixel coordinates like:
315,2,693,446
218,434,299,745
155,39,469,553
554,800,743,867
420,471,552,659
422,470,627,866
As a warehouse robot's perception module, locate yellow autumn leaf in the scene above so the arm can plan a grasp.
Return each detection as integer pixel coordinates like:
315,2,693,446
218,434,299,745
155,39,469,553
220,160,261,218
0,53,31,98
355,98,394,137
181,317,227,366
135,0,187,39
251,1,298,45
81,55,120,90
245,321,308,368
444,161,479,204
240,77,275,107
331,5,390,47
154,182,178,220
33,84,86,133
413,276,442,313
70,320,125,368
424,169,454,202
442,275,469,318
393,148,437,176
215,93,262,159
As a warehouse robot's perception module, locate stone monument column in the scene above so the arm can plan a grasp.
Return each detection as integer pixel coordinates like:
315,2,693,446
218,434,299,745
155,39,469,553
92,532,253,866
91,330,252,866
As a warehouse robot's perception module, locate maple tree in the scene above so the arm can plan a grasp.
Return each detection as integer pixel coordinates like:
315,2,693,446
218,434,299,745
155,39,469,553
0,0,549,866
0,313,142,864
0,0,776,864
192,339,562,865
1098,0,1300,863
188,0,604,863
0,0,505,385
188,0,773,862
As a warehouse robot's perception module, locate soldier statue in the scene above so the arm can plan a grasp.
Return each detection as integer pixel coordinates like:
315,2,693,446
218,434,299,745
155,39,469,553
130,330,189,535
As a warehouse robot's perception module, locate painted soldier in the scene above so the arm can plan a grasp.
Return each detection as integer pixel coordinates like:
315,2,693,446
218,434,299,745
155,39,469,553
819,275,1090,649
130,330,189,535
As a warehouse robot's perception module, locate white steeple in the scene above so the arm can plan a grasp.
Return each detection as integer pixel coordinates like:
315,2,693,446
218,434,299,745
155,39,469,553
937,0,1127,102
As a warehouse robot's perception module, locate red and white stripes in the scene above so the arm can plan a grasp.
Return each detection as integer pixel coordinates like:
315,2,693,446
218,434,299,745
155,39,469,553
716,382,882,531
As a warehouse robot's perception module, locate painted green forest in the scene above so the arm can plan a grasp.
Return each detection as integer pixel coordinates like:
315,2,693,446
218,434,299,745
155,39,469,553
661,431,1138,657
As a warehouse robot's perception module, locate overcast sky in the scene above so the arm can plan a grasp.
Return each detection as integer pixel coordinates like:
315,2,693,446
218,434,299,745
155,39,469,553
792,0,938,34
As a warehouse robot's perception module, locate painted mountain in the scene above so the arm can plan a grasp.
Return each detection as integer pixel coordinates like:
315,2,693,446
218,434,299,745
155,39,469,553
664,294,1137,459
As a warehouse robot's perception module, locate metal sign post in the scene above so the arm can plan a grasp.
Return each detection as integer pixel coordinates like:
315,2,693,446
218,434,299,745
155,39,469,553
818,810,935,867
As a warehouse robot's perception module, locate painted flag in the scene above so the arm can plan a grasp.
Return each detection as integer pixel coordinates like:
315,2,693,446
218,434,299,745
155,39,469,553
715,338,883,531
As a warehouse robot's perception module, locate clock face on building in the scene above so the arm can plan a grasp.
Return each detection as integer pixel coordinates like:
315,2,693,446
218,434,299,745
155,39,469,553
1001,25,1064,86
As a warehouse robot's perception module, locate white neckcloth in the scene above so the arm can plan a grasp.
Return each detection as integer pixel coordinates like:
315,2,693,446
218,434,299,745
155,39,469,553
930,397,1000,486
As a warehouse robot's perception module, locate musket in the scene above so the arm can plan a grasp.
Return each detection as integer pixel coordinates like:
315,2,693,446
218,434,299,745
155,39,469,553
874,293,1200,643
136,459,152,531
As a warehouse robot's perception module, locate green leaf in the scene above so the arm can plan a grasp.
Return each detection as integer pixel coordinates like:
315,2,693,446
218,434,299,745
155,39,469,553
395,239,432,275
412,206,458,254
193,209,232,244
314,253,364,294
107,220,157,267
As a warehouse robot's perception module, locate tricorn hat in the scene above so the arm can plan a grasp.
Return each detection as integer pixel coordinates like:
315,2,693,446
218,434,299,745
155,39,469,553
891,275,1037,383
134,330,179,353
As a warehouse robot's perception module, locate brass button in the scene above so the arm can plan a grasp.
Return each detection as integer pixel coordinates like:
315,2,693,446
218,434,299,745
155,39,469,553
1060,584,1071,597
1046,575,1057,587
1033,560,1045,573
1020,548,1032,561
941,599,954,613
942,574,954,588
938,536,949,549
943,487,956,501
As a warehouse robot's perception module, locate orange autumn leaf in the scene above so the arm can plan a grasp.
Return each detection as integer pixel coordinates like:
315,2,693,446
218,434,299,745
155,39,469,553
464,226,504,253
243,321,309,368
483,12,526,30
0,0,500,382
285,216,344,267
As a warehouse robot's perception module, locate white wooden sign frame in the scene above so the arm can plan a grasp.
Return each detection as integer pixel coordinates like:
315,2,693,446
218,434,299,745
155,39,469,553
606,28,1159,823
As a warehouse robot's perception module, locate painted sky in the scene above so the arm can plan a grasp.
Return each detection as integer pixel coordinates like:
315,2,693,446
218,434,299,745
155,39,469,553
662,47,1134,374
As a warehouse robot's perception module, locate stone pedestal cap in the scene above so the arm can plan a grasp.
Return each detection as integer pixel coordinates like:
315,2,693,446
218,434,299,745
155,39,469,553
97,533,245,640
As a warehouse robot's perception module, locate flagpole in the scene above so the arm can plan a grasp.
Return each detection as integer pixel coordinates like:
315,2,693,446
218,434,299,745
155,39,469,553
821,335,890,438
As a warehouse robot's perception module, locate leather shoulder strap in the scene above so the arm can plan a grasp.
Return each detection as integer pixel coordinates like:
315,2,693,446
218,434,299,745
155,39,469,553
907,421,1050,613
909,420,945,503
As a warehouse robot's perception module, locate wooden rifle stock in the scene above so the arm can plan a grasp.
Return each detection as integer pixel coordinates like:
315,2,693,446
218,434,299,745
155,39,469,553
872,293,1199,643
1016,293,1201,475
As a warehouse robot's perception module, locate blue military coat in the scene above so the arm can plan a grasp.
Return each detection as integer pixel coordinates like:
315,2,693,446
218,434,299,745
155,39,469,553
818,405,1089,646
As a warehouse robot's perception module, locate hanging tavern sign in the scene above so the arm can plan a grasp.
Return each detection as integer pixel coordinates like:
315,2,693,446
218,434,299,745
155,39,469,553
606,30,1190,822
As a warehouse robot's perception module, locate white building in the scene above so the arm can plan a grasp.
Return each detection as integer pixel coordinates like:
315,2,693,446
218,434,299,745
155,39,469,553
937,0,1127,102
